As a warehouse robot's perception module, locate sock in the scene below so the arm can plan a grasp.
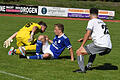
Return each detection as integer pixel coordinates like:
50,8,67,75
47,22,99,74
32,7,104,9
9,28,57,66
15,47,26,55
88,54,96,65
28,55,43,59
77,55,85,71
15,49,21,54
36,40,42,53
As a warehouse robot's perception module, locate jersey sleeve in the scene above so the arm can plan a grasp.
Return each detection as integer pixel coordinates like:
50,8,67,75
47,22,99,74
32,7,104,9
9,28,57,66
86,20,94,31
64,38,72,49
32,23,41,30
35,24,41,30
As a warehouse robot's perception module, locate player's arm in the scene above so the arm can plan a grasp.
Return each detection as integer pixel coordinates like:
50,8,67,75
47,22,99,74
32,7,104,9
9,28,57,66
69,47,74,61
9,32,18,39
48,39,53,44
28,26,38,42
81,30,91,47
3,32,18,48
64,38,74,61
77,36,92,42
45,35,53,43
77,30,91,53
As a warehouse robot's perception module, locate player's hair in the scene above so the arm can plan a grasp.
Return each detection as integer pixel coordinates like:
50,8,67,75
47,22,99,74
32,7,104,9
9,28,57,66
38,21,47,28
90,8,98,15
54,23,64,32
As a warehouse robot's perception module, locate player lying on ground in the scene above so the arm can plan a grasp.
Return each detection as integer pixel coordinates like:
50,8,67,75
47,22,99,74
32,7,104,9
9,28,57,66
8,24,74,61
3,21,47,55
73,8,112,73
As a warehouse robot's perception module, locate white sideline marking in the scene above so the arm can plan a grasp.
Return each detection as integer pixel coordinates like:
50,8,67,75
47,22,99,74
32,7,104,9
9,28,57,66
0,70,32,80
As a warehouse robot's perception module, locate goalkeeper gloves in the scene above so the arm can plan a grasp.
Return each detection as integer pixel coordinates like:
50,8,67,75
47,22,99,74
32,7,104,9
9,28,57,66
3,37,13,48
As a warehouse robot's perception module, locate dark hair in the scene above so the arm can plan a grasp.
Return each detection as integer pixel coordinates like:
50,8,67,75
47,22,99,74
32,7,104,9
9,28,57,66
90,8,98,15
54,23,64,32
38,21,47,28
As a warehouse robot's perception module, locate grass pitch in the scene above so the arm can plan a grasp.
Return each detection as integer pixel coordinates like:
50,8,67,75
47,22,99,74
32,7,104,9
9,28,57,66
0,15,120,80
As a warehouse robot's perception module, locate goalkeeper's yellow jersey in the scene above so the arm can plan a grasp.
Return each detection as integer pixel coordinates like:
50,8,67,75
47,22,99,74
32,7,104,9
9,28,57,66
16,22,41,38
20,22,41,32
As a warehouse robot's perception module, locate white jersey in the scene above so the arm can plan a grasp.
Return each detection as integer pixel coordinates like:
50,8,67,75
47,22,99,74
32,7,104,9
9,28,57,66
86,18,112,49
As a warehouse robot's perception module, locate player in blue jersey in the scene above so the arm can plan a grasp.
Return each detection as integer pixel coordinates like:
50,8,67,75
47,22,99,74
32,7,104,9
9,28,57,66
19,23,74,61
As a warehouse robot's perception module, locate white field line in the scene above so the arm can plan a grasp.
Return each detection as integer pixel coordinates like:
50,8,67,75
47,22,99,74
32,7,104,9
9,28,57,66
0,70,32,80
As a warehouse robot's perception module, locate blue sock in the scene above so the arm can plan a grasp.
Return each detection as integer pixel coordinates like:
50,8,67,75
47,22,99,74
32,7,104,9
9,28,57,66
29,55,43,59
36,40,42,53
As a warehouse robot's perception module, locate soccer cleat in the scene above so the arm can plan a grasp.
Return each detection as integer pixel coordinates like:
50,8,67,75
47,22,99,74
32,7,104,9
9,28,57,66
27,56,30,59
73,69,86,73
8,47,15,55
85,63,93,71
19,55,27,59
19,46,26,56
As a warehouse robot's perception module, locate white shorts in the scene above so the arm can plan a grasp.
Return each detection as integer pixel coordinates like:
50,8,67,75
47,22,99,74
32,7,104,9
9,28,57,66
42,41,54,58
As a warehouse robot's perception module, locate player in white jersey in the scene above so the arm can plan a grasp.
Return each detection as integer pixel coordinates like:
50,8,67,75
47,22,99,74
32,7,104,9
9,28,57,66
73,8,112,73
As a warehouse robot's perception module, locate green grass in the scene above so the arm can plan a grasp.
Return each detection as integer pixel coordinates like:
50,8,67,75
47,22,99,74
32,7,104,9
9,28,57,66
0,16,120,80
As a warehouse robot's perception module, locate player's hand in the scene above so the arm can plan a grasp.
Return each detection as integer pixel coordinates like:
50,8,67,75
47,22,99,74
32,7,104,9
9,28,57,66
76,46,87,55
71,58,74,61
76,46,83,55
76,48,81,55
3,38,13,48
77,38,83,42
28,37,33,42
45,35,49,41
28,32,34,42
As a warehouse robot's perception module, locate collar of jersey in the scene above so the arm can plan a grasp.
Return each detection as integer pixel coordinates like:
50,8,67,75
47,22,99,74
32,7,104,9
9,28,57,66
58,33,64,38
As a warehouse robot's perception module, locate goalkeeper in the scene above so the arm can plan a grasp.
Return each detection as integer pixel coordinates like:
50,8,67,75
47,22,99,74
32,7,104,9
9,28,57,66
3,21,47,55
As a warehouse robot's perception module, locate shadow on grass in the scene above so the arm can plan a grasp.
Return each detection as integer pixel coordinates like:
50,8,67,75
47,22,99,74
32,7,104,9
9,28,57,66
19,52,74,60
58,56,76,60
91,63,118,70
58,56,71,59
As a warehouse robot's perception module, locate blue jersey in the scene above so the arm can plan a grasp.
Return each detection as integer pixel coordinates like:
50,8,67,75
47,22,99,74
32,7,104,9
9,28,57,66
50,34,72,59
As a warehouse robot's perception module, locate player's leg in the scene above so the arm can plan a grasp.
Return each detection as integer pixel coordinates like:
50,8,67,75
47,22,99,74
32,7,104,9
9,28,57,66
8,31,35,55
8,47,15,55
27,41,53,60
23,35,46,52
13,45,36,55
12,36,25,54
8,37,23,55
13,34,39,55
27,53,52,59
83,43,97,70
27,36,54,60
16,37,24,47
17,35,44,56
8,35,46,57
86,54,96,70
27,43,52,60
8,46,25,55
18,32,36,50
28,35,46,58
8,38,36,55
73,47,88,73
85,43,111,70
